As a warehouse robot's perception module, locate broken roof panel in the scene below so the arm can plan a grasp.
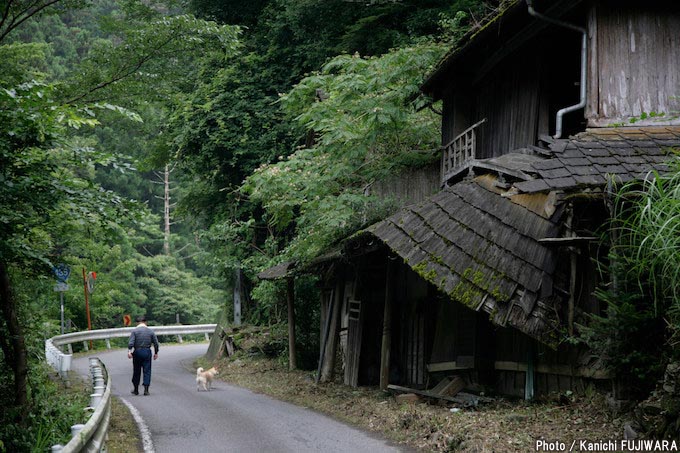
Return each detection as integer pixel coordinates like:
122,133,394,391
257,261,296,280
515,127,680,193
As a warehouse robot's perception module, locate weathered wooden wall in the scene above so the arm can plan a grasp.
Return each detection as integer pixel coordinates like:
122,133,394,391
587,2,680,126
473,49,543,159
495,327,610,398
369,163,440,204
440,29,581,159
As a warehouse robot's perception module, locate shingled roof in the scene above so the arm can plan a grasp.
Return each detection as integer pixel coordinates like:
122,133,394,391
352,178,564,346
515,127,680,193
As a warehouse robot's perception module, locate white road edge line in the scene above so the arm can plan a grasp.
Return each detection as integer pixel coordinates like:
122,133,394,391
119,397,155,453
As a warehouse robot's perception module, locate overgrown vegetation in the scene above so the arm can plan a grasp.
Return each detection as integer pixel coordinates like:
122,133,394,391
1,1,237,448
0,363,89,452
581,161,680,397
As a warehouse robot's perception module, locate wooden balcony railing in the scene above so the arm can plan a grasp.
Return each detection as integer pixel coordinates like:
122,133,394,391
441,118,486,185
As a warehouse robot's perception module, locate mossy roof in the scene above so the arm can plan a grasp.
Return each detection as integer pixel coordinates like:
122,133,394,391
353,179,564,347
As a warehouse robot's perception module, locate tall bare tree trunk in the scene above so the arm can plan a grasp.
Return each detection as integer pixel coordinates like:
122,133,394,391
163,164,171,255
0,261,28,419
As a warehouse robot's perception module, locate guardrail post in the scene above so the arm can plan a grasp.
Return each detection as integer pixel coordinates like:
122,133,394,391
71,424,85,437
90,393,103,408
50,445,64,452
105,338,111,349
82,341,89,351
177,334,183,343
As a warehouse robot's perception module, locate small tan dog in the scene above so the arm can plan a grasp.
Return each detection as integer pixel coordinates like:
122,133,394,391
196,366,219,391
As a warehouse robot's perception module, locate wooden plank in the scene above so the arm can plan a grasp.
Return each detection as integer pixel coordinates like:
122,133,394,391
494,361,612,379
380,258,395,391
430,377,451,394
344,299,363,387
538,236,598,245
387,385,491,406
426,361,471,373
439,376,466,397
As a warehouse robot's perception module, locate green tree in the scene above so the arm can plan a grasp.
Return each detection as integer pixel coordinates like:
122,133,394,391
0,80,135,417
0,0,239,435
244,44,445,263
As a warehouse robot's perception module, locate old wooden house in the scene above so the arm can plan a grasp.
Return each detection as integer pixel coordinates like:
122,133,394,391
261,0,680,399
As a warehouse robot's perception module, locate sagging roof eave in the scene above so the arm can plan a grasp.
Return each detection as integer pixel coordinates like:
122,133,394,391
421,0,588,100
352,227,561,349
421,0,523,98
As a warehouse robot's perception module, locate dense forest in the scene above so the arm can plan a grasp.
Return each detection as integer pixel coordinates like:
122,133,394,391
1,0,679,449
0,0,493,448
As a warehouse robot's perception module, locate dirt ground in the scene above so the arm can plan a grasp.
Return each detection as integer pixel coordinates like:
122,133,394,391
196,329,627,452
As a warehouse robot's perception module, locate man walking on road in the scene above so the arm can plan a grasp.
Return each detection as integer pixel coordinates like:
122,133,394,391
127,315,159,395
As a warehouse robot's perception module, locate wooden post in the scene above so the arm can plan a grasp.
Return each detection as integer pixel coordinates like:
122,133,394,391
380,257,395,390
287,277,297,370
320,271,344,382
566,203,576,336
525,343,535,401
233,268,242,326
316,289,334,384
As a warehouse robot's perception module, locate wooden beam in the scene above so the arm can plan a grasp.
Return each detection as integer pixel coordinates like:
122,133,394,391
320,274,344,382
387,384,491,406
286,277,297,370
380,257,395,390
538,236,597,245
426,361,472,373
494,361,612,379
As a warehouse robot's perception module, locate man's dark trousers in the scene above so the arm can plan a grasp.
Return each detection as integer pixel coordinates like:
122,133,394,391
132,348,153,387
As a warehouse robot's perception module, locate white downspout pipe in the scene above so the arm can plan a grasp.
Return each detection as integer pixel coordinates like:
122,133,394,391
526,0,587,139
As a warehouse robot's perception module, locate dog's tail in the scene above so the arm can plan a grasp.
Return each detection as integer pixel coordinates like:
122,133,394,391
196,367,204,377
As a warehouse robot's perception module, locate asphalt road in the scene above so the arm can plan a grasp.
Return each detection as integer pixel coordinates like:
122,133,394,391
72,343,409,453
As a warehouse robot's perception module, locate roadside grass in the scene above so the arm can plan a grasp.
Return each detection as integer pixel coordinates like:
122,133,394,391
52,369,143,452
107,397,143,453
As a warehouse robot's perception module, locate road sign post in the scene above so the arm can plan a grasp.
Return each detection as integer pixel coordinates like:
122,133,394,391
53,264,71,335
82,268,94,348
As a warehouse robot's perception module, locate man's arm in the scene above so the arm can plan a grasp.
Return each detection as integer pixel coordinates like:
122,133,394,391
127,331,136,359
152,332,159,360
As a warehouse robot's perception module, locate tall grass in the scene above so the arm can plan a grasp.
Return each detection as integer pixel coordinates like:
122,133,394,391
611,157,680,345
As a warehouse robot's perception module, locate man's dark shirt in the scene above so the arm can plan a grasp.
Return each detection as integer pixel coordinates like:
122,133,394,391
128,324,159,353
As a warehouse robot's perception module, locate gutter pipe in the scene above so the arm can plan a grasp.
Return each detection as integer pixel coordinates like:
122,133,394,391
526,0,587,139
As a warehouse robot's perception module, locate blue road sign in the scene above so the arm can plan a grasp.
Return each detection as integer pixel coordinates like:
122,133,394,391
53,263,71,283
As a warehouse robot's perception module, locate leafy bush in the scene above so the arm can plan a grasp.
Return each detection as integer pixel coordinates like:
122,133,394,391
580,289,667,396
0,363,89,452
581,160,680,396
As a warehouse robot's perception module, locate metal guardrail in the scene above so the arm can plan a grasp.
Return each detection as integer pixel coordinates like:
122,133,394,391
52,324,217,348
45,324,217,452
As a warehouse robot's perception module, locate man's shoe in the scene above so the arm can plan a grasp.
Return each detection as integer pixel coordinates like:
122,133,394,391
143,385,149,396
131,387,139,395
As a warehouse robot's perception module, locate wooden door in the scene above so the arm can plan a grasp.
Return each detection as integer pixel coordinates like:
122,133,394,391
405,313,425,387
344,299,363,387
